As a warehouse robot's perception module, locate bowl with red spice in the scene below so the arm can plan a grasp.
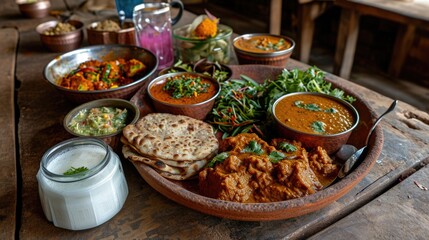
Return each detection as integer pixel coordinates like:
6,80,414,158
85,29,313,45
233,33,295,67
147,72,220,120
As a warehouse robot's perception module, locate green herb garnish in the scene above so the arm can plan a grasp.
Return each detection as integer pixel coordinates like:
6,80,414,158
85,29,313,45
277,142,297,152
325,108,338,113
63,166,89,175
208,152,230,167
163,75,210,99
242,140,264,155
311,121,326,134
269,151,285,163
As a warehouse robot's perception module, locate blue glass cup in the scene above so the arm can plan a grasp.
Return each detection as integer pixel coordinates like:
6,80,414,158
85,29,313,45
115,0,143,19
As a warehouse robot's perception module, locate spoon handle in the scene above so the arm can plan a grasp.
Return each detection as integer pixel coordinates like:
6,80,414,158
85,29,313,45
364,100,398,146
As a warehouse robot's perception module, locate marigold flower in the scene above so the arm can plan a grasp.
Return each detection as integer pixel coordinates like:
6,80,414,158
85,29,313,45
193,17,218,39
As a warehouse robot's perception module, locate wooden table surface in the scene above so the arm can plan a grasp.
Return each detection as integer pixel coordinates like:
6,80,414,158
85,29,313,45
1,0,429,239
333,0,429,79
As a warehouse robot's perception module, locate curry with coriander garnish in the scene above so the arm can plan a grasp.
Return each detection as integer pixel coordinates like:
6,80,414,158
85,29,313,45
126,65,382,220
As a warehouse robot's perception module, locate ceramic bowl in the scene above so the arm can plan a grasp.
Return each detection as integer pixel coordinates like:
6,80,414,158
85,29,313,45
272,92,359,154
87,19,136,45
36,20,84,52
63,98,140,150
147,72,220,120
233,33,295,67
43,44,158,103
17,0,51,18
173,24,233,65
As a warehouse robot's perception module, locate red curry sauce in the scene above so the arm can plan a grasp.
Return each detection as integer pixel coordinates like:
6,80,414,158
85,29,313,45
149,75,217,105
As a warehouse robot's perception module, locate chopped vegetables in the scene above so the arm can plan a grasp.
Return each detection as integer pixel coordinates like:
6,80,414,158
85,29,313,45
59,58,146,91
68,107,128,136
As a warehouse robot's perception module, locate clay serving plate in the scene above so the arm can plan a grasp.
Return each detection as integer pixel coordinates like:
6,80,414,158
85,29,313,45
128,65,383,221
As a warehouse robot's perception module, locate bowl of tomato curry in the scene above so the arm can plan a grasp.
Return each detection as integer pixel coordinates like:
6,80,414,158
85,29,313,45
148,72,220,120
272,92,359,154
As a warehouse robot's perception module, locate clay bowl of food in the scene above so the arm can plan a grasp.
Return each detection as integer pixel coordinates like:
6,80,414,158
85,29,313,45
43,44,158,103
17,0,51,18
272,92,359,155
87,19,136,45
36,20,84,52
233,33,295,67
147,72,220,120
63,98,140,150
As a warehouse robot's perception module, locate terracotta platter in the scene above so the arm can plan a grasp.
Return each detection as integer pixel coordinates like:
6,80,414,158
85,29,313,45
128,65,383,221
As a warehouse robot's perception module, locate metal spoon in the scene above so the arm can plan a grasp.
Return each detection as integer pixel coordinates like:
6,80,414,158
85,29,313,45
336,99,398,178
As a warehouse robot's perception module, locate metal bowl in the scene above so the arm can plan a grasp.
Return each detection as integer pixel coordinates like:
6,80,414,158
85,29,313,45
86,20,136,45
63,98,140,150
233,33,295,67
36,20,84,52
44,44,158,104
272,92,359,154
17,0,51,18
147,72,220,120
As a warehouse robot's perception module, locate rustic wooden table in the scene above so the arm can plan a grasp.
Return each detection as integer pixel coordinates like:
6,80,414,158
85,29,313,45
1,0,429,239
333,0,429,79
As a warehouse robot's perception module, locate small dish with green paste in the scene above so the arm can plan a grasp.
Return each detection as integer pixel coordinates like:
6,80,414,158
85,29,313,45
63,98,140,140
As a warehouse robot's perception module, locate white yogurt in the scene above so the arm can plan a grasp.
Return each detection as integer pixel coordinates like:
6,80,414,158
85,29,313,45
37,138,128,231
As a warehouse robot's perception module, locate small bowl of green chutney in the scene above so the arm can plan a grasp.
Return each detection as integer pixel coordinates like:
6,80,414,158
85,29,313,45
63,98,140,149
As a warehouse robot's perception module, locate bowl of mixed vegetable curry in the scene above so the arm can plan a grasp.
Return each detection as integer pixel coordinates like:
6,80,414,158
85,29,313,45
43,44,158,103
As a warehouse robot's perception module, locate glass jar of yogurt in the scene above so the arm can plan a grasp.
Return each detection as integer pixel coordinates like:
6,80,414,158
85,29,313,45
37,137,128,230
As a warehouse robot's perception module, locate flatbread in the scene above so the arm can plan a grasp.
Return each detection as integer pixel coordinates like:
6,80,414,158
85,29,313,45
122,113,218,161
123,144,208,179
121,136,209,167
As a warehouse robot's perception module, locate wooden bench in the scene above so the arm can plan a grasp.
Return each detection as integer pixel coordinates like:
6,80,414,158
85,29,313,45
333,0,429,79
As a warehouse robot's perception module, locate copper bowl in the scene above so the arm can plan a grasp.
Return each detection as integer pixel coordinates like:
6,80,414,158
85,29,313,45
17,0,51,18
87,20,136,45
147,72,220,120
36,20,84,52
43,44,158,104
272,92,359,154
233,33,295,67
63,98,140,150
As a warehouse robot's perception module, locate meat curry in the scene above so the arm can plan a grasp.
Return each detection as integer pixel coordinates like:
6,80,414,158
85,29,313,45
199,133,339,203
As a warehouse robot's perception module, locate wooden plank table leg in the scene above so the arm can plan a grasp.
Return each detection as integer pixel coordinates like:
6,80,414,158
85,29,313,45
270,0,282,35
298,3,316,63
298,1,330,63
388,24,416,77
334,8,360,79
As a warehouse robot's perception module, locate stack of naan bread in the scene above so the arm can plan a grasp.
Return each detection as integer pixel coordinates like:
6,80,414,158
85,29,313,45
121,113,219,180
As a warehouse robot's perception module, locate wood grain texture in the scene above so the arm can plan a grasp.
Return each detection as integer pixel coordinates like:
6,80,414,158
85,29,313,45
0,27,18,240
309,163,429,239
5,0,429,239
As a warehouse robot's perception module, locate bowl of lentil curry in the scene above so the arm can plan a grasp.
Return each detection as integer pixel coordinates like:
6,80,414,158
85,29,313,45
147,72,220,120
233,33,295,67
272,92,359,154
